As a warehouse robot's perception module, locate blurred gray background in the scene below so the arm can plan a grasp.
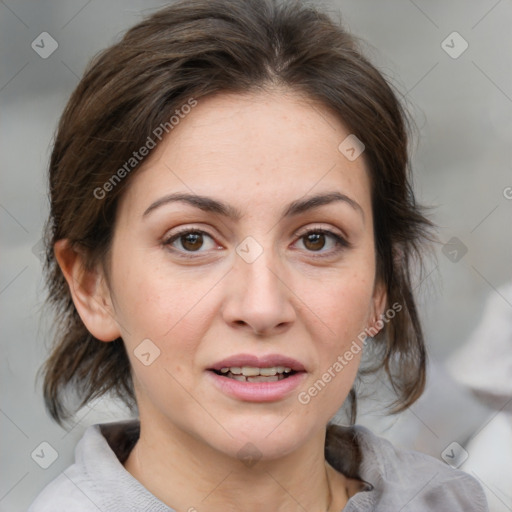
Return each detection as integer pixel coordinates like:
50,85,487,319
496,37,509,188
1,0,511,511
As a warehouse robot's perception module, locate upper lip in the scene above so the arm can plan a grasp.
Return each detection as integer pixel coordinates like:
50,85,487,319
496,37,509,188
208,353,306,372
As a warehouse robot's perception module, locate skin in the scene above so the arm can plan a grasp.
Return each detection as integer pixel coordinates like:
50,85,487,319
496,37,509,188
55,88,386,512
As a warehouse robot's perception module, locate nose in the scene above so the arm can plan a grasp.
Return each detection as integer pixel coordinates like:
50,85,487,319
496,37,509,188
222,244,296,337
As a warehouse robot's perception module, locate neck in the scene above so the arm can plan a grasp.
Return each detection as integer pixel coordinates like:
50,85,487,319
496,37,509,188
123,418,348,512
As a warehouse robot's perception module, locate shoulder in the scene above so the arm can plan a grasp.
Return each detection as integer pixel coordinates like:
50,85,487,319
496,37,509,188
28,424,105,512
353,424,489,511
326,423,489,511
27,421,131,511
28,419,171,512
27,458,101,512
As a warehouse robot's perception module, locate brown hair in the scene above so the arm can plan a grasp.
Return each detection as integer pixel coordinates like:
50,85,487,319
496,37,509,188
38,0,435,427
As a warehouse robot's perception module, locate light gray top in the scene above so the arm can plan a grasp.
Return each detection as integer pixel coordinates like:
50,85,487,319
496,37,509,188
28,419,488,511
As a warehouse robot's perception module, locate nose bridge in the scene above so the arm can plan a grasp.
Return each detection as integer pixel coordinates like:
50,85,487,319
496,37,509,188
238,234,283,303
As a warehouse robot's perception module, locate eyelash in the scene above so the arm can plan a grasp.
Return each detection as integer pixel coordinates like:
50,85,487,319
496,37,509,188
162,226,351,259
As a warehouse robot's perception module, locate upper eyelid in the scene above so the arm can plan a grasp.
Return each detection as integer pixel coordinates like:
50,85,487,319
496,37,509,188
164,224,347,241
293,224,347,239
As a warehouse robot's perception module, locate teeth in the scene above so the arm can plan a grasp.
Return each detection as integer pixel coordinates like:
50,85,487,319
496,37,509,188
224,373,285,382
247,375,279,383
241,366,261,377
218,365,293,376
215,365,297,382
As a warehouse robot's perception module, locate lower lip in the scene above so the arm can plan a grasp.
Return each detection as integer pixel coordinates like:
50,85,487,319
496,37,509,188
206,370,307,402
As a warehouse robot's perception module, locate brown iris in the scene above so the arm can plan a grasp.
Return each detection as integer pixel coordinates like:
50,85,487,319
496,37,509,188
303,232,326,251
181,232,204,251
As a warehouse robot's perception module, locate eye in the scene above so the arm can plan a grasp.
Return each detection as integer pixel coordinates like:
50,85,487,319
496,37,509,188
163,226,350,259
163,228,219,256
294,228,350,256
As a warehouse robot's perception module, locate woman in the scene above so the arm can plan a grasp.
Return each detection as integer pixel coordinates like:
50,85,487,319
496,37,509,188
29,0,488,510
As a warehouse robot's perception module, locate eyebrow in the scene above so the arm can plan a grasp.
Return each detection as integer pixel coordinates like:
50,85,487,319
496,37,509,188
142,191,364,222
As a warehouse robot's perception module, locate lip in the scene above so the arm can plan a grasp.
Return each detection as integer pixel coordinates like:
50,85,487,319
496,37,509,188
208,353,306,372
206,353,307,402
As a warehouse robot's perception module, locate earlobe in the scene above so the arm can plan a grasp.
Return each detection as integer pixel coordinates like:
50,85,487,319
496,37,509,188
53,239,121,342
374,281,387,318
369,280,387,334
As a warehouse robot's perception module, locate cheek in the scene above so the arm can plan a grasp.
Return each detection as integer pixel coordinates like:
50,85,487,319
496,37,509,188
305,269,375,348
111,249,209,339
117,266,210,401
302,274,371,412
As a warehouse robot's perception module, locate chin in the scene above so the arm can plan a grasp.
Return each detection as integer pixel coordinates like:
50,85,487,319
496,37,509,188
208,416,317,461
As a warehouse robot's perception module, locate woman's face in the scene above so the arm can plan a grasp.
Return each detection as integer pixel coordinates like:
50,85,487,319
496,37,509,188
105,89,385,459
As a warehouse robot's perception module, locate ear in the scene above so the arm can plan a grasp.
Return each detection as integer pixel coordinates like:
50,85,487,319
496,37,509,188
54,239,121,342
369,279,387,332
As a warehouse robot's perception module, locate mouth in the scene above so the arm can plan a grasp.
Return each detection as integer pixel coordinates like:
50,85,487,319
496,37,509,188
210,366,298,383
206,353,307,401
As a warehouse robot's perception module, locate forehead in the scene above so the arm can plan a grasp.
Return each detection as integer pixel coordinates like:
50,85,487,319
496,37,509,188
118,89,372,219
